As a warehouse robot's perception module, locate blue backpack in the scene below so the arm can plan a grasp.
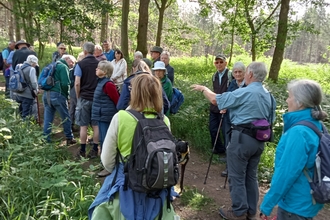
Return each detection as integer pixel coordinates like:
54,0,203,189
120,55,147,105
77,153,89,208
170,87,184,114
38,62,58,90
293,121,330,204
9,64,28,93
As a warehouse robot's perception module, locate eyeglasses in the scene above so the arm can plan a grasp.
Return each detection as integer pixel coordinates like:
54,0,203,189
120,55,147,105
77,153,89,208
214,61,224,64
59,48,66,50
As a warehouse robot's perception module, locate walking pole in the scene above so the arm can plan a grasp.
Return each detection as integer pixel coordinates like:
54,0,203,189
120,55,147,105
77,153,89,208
36,93,41,126
204,114,224,184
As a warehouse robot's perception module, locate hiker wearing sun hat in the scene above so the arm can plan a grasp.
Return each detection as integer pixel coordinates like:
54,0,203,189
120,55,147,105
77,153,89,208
12,40,37,71
152,61,172,115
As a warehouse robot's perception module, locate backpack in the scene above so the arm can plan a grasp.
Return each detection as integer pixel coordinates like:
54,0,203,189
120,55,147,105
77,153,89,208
9,64,28,93
124,110,179,194
170,87,184,114
293,120,330,204
0,50,4,71
38,62,58,90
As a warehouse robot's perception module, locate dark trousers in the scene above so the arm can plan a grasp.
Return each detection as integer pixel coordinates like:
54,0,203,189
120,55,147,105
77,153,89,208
277,207,313,220
227,130,264,216
209,111,226,153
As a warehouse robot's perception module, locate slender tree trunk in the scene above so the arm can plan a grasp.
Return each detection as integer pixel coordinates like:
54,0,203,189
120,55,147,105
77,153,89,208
156,7,165,46
100,0,110,42
121,0,130,60
251,34,256,61
228,0,239,65
136,0,150,57
308,35,313,62
13,0,21,40
8,1,14,40
268,0,290,82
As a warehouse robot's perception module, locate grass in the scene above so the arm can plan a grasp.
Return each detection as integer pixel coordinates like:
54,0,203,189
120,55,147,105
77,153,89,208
179,187,213,211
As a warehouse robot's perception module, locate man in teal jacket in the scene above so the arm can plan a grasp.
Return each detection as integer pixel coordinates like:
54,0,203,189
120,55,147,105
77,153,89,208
42,56,76,145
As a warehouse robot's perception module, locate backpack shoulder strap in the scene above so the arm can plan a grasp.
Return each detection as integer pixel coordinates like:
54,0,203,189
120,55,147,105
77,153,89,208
126,109,145,121
293,120,322,138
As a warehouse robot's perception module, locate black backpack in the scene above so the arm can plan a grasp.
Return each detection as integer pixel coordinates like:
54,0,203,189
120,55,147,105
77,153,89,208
0,48,7,71
124,110,179,193
293,121,330,204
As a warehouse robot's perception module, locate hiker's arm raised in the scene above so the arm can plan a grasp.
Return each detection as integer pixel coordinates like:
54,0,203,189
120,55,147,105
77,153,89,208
191,84,217,106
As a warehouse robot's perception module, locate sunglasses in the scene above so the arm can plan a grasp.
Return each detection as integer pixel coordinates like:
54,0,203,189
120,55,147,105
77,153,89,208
214,61,224,64
59,48,66,50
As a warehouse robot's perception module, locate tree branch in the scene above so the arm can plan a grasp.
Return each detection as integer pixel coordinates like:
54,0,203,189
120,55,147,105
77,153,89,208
154,0,160,9
0,2,13,12
256,1,281,32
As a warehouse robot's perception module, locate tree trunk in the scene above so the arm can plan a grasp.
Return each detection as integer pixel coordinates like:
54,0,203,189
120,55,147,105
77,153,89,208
121,0,130,60
13,0,21,40
136,0,150,57
8,1,14,41
156,4,166,46
228,0,239,65
100,0,110,42
251,34,256,61
268,0,290,82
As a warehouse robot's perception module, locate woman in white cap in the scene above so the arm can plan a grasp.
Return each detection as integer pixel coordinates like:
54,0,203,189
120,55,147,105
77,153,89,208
15,55,39,120
152,61,172,114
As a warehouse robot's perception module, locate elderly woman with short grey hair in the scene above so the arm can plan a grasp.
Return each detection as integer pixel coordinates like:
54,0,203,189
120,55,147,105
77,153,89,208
191,61,276,220
15,55,39,120
261,79,327,220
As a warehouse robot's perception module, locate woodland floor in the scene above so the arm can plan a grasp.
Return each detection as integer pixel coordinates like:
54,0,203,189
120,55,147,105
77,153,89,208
0,82,329,220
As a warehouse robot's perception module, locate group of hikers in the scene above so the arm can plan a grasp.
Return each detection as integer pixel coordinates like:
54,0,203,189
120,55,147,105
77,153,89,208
1,39,328,220
191,56,327,220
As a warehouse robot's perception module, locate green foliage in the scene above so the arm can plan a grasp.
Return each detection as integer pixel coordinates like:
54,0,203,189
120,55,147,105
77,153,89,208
0,97,98,219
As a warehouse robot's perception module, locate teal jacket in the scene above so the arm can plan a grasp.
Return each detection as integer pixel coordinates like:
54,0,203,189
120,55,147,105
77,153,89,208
261,108,324,217
51,59,70,99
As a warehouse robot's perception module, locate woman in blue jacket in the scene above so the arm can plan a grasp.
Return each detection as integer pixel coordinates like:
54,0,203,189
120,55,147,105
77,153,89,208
260,79,327,219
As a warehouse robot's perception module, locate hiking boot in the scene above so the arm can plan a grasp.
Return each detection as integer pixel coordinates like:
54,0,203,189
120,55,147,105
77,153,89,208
98,169,111,178
219,208,246,220
246,213,257,220
87,149,98,159
221,168,228,177
66,138,77,146
76,150,86,160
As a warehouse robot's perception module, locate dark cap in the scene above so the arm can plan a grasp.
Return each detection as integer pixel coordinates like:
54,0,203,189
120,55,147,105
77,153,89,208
215,54,227,61
142,58,153,68
150,46,163,54
15,40,30,49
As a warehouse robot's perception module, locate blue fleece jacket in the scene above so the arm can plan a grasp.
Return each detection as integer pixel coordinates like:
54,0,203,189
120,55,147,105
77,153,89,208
260,108,324,217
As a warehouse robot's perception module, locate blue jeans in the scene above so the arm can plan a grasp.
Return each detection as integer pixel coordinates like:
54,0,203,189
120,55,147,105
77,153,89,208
16,96,34,119
98,121,110,151
43,91,73,141
277,207,312,220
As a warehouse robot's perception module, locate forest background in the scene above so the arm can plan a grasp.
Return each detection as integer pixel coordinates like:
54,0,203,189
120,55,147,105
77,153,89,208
0,0,330,80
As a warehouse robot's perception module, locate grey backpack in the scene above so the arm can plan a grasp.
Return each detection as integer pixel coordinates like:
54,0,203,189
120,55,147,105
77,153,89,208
293,121,330,204
124,110,179,194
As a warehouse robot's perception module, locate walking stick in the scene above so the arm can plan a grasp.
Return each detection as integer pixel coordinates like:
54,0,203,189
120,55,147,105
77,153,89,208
204,114,224,184
36,93,41,126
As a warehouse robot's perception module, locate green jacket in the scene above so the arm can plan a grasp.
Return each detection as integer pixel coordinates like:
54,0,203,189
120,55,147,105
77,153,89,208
51,59,70,99
161,75,173,102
